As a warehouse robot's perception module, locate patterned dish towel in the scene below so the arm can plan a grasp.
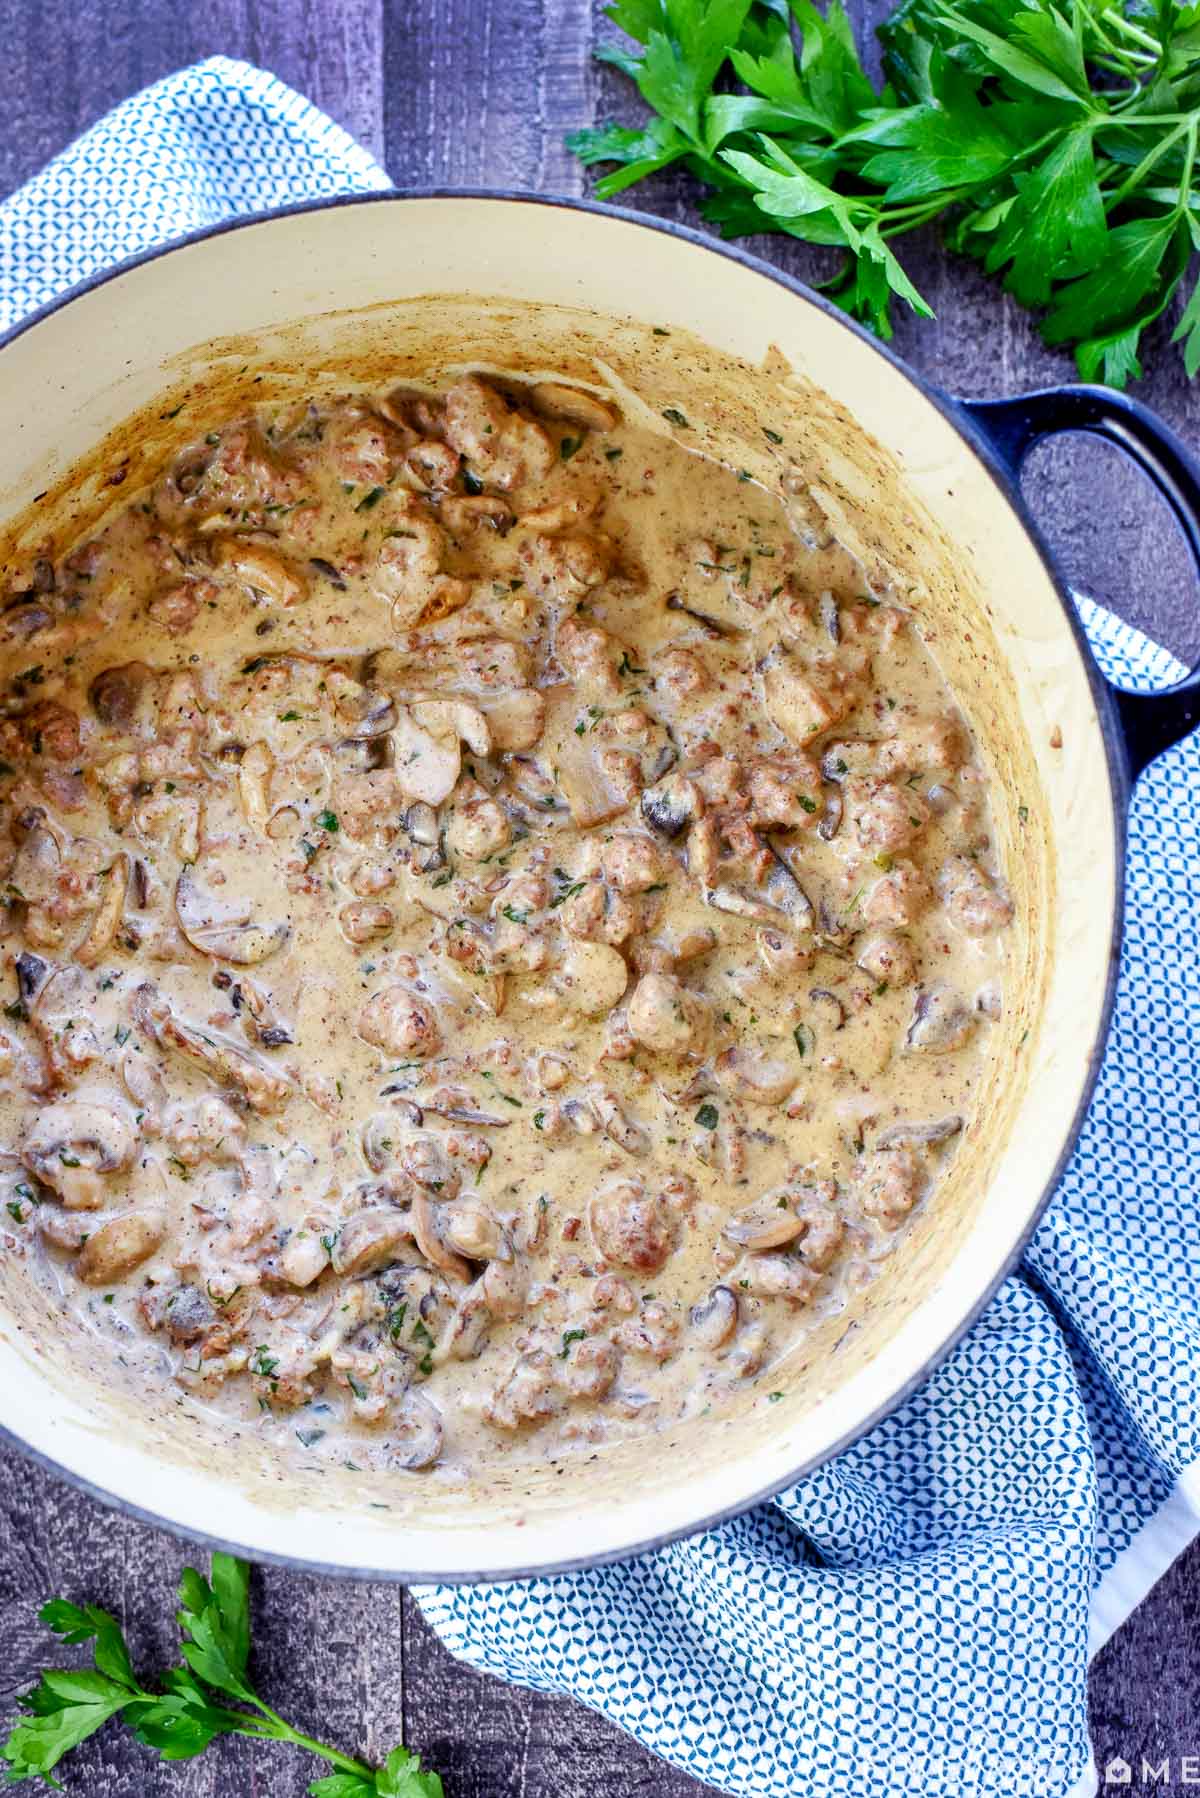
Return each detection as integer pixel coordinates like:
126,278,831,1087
2,57,1198,1798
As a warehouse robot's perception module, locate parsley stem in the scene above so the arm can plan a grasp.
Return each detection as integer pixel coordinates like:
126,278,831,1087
1104,110,1200,126
1101,8,1165,55
1176,119,1198,222
1106,117,1191,209
248,1696,375,1777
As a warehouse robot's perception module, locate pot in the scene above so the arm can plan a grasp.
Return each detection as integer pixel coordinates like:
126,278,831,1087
0,192,1195,1582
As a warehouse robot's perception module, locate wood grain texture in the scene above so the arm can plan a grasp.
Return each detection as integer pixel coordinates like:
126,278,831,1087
0,1,1196,1792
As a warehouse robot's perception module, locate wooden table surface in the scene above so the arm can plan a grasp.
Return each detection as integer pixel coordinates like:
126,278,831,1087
0,3,1197,1792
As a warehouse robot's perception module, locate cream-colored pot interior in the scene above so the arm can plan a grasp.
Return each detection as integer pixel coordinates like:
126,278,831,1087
0,198,1117,1578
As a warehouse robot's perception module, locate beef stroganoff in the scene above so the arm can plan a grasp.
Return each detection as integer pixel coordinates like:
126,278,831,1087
0,372,1012,1477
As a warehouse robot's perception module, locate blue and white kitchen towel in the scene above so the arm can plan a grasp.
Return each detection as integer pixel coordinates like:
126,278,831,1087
2,57,1197,1798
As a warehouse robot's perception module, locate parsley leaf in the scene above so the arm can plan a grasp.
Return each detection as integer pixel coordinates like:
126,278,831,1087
1,1553,443,1793
570,0,1200,383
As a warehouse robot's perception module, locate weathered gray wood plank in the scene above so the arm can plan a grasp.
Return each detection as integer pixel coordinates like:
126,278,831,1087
0,1,1195,1793
0,0,385,194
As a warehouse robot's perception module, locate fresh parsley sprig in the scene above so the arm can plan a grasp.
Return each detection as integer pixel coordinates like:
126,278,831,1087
0,1553,443,1797
568,0,1200,385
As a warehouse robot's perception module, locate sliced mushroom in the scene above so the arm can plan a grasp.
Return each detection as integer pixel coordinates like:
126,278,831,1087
764,847,816,930
591,1089,649,1155
817,783,843,841
14,948,52,1008
74,856,128,969
22,1101,137,1209
388,1389,444,1470
4,599,53,642
976,982,1002,1020
121,1045,166,1123
411,698,491,757
818,591,840,643
442,1200,506,1262
904,984,975,1055
133,983,292,1114
396,1129,461,1196
664,593,730,639
157,1282,217,1344
715,1045,795,1107
926,781,958,816
641,774,701,839
36,1204,90,1250
723,1191,809,1252
530,381,618,431
331,735,390,775
482,1255,528,1319
817,894,856,945
331,1209,411,1279
175,866,289,966
11,818,62,907
279,1229,330,1288
419,1101,510,1128
481,687,546,752
237,741,273,833
440,1283,491,1360
689,1284,738,1349
309,556,347,590
555,940,629,1018
24,962,100,1085
211,536,308,607
627,971,709,1056
876,1115,963,1149
820,740,878,781
89,662,151,730
562,1097,598,1135
338,687,397,740
708,841,814,935
809,987,846,1031
737,1252,821,1303
391,709,462,807
76,1211,165,1285
411,1191,470,1283
402,802,445,874
361,1115,399,1174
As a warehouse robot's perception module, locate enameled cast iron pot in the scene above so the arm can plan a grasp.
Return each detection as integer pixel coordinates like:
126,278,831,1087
0,193,1197,1582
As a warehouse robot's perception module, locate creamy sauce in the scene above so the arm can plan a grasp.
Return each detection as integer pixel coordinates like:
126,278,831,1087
0,372,1012,1477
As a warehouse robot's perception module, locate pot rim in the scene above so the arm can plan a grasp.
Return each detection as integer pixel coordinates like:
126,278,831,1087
0,187,1127,1583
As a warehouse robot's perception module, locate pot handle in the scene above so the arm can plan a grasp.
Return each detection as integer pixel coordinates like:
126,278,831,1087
961,384,1200,780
